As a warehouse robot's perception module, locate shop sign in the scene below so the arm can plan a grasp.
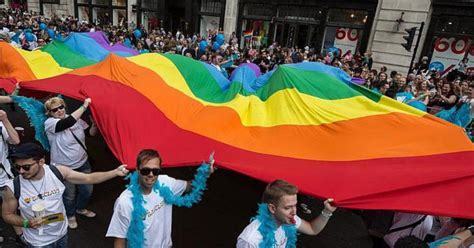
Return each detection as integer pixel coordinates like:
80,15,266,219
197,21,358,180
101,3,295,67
429,37,471,76
333,28,359,57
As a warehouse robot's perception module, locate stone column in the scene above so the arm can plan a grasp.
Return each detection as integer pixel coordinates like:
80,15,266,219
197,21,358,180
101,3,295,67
367,0,433,74
28,0,41,13
223,0,238,39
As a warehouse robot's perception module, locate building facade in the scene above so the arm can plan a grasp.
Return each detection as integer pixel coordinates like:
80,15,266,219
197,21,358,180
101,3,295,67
16,0,474,74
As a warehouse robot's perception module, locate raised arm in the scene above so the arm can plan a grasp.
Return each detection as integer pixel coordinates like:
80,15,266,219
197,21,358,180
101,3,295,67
57,164,129,185
71,98,91,121
297,198,337,236
0,96,14,104
0,110,20,145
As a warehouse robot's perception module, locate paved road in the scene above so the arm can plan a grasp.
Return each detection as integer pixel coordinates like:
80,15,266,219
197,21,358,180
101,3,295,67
0,100,373,248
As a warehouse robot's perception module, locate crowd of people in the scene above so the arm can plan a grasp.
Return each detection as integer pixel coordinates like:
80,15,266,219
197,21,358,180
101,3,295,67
0,6,474,248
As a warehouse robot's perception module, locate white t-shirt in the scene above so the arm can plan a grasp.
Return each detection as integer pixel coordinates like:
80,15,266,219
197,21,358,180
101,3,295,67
237,215,302,248
0,122,14,186
384,213,433,248
44,116,89,169
106,175,187,248
8,165,67,246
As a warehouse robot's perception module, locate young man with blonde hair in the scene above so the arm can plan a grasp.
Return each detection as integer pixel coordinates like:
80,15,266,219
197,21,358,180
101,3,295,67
237,179,337,248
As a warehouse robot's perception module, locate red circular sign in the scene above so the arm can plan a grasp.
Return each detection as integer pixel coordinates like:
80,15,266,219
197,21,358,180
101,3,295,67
434,37,449,52
451,38,469,54
336,28,346,40
347,29,359,41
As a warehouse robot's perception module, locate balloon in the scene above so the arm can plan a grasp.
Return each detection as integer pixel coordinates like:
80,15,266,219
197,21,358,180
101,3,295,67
199,40,208,51
39,23,47,30
212,41,220,51
25,32,34,42
328,47,340,57
133,29,142,39
47,29,55,39
216,34,225,45
124,38,132,48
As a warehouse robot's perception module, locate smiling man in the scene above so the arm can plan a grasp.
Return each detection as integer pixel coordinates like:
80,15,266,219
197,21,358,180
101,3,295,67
236,180,337,248
106,149,215,248
1,142,128,248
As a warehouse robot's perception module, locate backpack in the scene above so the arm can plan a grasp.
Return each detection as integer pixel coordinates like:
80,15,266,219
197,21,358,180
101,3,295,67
13,165,65,200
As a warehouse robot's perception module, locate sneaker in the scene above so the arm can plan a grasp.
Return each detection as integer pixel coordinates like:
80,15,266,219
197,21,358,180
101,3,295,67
68,216,78,229
298,203,312,214
76,209,96,218
0,236,4,243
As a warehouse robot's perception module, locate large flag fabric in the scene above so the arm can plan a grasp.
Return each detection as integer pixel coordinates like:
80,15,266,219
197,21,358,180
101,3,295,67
0,41,473,219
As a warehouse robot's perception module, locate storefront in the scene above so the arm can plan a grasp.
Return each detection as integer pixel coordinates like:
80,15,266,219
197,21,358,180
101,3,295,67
74,0,127,26
236,0,376,53
198,0,225,36
421,0,474,76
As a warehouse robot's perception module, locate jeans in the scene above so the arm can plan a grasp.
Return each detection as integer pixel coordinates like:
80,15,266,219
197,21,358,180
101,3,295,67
63,161,93,217
25,234,67,248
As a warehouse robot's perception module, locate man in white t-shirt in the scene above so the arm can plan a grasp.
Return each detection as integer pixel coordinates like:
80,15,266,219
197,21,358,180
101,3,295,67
237,180,337,248
1,143,129,248
106,149,215,248
384,212,434,248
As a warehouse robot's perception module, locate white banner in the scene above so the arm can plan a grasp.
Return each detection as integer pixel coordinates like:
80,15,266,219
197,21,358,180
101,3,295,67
200,16,220,37
333,28,359,57
429,37,470,76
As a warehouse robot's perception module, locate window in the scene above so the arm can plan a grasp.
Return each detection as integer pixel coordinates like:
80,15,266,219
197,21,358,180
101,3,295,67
41,0,60,4
113,9,127,26
93,7,110,25
434,16,474,36
277,5,321,22
92,0,108,5
112,0,126,7
243,3,273,17
78,6,90,23
141,0,158,10
200,0,221,14
327,9,368,26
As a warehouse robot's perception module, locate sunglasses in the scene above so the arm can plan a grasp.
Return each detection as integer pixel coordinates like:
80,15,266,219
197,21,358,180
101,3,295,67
49,105,65,113
15,161,38,172
139,168,161,176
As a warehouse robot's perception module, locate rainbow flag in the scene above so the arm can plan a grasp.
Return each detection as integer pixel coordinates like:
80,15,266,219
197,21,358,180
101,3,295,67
0,41,473,218
243,30,253,39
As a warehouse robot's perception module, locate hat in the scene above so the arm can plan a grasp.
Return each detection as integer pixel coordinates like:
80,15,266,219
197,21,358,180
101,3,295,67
8,143,45,160
422,56,428,61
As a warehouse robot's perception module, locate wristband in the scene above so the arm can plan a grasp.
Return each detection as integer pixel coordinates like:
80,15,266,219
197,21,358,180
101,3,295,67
22,218,29,228
80,105,87,111
320,210,333,218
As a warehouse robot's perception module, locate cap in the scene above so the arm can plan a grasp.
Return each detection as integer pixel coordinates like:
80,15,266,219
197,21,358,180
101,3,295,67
8,143,45,160
422,56,428,61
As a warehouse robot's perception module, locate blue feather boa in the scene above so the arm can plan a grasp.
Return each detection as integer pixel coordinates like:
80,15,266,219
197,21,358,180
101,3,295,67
125,163,210,248
428,235,461,248
254,203,297,248
11,96,50,150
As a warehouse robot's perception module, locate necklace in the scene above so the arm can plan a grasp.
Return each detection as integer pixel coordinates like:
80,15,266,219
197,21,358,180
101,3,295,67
28,175,46,200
